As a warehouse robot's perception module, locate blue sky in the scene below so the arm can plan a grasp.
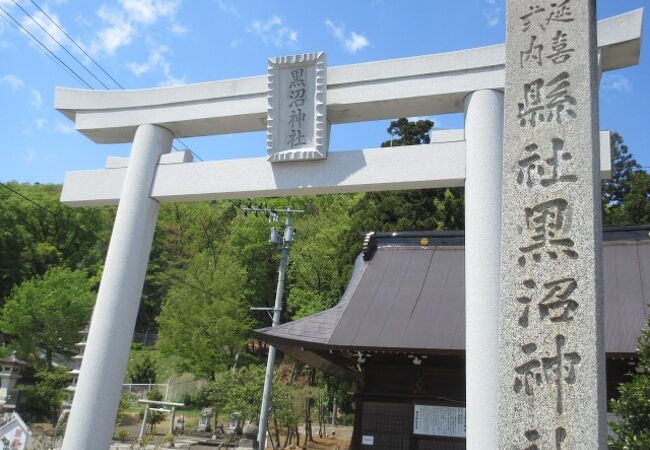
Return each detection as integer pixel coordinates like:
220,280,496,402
0,0,648,184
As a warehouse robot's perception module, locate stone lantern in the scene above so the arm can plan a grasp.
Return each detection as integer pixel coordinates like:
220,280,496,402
64,325,89,411
0,352,28,412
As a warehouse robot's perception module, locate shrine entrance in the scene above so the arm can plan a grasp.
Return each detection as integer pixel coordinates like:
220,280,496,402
54,8,642,450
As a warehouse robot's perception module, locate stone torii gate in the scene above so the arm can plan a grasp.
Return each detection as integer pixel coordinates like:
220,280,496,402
56,9,642,450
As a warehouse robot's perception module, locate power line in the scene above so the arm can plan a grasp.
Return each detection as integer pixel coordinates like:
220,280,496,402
26,0,203,160
0,7,91,89
0,5,92,89
0,182,56,216
11,0,109,89
29,0,124,90
3,3,206,161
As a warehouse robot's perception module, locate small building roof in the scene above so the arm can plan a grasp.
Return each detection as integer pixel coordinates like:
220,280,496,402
0,352,29,367
256,226,650,372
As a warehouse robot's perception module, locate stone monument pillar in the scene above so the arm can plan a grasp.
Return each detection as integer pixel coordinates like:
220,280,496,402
498,1,606,448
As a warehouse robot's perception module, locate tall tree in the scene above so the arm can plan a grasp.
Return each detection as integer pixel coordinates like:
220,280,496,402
0,266,95,368
0,183,111,303
156,252,253,379
381,118,434,147
602,133,649,225
350,118,464,232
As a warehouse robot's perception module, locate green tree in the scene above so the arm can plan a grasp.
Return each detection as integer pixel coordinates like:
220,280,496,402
381,118,433,147
18,366,70,424
602,133,649,225
141,388,166,433
128,351,158,383
137,201,238,331
285,195,358,319
0,183,111,303
0,267,95,368
351,118,464,232
609,314,650,449
156,252,253,379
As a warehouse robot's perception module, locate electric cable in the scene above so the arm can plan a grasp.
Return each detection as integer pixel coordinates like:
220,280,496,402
11,0,109,89
29,0,124,89
0,182,56,216
3,4,206,167
0,6,91,89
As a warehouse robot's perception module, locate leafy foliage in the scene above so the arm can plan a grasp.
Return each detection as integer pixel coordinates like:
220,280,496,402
156,252,253,379
609,316,650,449
380,118,433,147
350,118,464,233
603,132,649,225
18,366,70,424
0,266,94,368
128,351,158,383
0,183,111,303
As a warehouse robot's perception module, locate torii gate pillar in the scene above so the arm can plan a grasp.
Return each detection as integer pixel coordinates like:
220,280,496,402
62,124,173,450
464,89,504,449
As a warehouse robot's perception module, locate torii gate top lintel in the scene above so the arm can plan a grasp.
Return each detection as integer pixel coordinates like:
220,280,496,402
55,9,642,145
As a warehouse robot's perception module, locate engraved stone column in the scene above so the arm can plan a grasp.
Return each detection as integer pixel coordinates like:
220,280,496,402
498,1,606,449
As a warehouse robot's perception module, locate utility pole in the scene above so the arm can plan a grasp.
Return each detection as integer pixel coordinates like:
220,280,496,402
243,207,304,449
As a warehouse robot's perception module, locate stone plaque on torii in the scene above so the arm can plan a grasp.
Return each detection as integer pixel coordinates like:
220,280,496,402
55,9,642,450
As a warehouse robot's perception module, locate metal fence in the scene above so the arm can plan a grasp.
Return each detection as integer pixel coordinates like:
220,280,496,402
122,383,169,399
122,379,205,402
131,331,158,347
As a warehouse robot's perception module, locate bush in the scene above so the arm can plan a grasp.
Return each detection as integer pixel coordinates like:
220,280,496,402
128,352,158,384
138,388,165,433
18,366,69,424
609,314,650,449
116,428,130,441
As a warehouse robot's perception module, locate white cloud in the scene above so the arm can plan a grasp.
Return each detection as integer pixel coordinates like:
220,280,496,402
120,0,181,25
0,74,24,90
29,118,75,134
23,148,35,163
324,19,369,53
127,45,169,76
34,118,48,129
602,74,632,92
170,23,187,36
90,5,135,56
159,62,186,86
88,0,183,56
30,89,43,109
483,0,502,27
52,121,75,134
20,9,68,53
126,43,185,86
248,15,298,48
345,32,369,53
215,0,239,17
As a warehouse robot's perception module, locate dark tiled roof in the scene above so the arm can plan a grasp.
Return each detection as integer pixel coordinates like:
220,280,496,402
256,227,650,358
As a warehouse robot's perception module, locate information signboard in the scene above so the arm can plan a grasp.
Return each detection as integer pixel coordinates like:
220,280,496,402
413,405,465,438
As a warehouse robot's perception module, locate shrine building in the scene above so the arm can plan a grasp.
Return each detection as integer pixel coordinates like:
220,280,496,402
255,225,650,450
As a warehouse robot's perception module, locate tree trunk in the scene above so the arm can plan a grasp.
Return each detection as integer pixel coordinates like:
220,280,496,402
266,425,276,450
46,348,53,369
273,416,281,450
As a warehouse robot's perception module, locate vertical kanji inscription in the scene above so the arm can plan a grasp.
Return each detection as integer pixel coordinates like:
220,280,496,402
499,1,605,448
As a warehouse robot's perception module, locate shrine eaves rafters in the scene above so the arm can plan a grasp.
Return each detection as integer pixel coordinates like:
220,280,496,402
55,9,641,144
